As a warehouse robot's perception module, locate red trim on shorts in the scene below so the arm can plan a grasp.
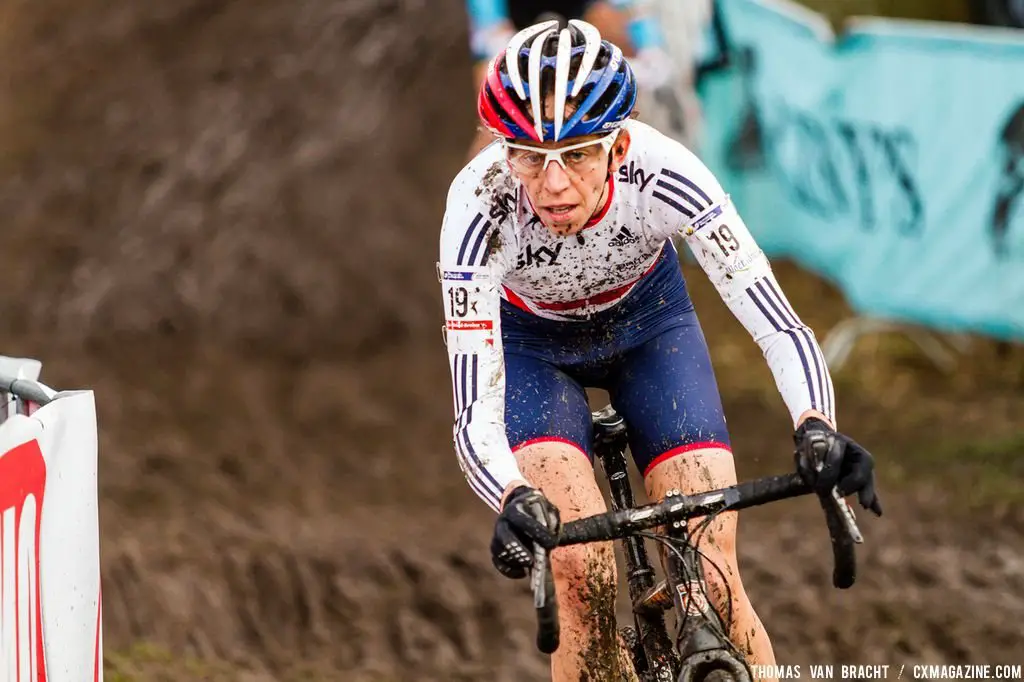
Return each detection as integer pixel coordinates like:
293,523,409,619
642,441,732,478
512,436,588,459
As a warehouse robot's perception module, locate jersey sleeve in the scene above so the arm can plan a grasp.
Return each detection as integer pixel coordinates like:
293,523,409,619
657,144,837,427
438,173,524,512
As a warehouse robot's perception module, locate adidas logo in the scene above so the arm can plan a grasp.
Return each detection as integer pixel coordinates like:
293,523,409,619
608,226,641,247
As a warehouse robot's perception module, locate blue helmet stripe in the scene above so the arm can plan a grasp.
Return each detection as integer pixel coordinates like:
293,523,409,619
559,48,627,139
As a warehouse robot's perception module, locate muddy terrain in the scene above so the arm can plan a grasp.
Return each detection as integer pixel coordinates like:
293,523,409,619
0,0,1021,679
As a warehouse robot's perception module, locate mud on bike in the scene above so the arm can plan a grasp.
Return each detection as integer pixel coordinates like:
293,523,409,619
530,405,867,682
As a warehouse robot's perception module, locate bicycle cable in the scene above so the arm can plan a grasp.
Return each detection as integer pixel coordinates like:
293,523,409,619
636,507,743,658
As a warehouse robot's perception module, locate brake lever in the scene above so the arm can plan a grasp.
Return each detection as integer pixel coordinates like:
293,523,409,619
830,486,864,544
805,433,864,545
531,545,548,608
532,544,560,654
805,440,860,588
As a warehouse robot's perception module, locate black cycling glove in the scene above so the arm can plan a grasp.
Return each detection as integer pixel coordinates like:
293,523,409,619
490,485,561,579
794,418,883,517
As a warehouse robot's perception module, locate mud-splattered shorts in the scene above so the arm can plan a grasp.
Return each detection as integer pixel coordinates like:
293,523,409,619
501,246,731,477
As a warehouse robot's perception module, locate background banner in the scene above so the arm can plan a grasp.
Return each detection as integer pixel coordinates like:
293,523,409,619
699,0,1024,340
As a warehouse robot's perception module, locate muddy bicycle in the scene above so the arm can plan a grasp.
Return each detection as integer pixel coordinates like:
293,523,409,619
530,405,866,682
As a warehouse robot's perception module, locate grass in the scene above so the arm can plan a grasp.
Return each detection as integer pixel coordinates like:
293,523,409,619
104,643,240,682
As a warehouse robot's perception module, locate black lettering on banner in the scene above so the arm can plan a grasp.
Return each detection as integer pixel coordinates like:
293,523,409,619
766,100,925,235
707,224,740,256
771,103,848,219
992,100,1024,258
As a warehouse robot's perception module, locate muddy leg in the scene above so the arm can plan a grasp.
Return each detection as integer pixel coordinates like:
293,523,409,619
645,448,779,682
515,440,640,682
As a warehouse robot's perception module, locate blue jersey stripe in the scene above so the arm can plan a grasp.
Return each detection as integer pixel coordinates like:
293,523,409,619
457,213,486,266
746,283,819,413
467,220,493,266
762,280,830,418
661,168,712,205
452,353,504,504
653,191,695,218
655,178,706,213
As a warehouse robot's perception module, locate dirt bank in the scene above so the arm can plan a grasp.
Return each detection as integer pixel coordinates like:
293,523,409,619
0,0,1021,679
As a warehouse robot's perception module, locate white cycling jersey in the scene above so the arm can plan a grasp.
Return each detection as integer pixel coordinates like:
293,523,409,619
438,120,835,511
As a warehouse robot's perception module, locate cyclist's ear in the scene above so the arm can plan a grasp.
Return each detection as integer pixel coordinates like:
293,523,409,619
608,128,631,173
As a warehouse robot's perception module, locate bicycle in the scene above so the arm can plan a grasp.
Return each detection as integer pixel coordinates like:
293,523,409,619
530,405,867,682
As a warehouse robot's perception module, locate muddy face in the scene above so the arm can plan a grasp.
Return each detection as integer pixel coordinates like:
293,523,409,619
510,97,632,236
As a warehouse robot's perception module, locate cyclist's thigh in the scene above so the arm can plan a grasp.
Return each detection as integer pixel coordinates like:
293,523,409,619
504,351,593,459
609,320,732,478
505,351,605,518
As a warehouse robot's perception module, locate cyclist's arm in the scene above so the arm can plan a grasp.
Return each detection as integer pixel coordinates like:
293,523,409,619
656,151,837,428
439,172,527,512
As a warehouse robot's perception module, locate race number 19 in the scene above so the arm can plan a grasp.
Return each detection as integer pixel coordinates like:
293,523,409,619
448,286,470,318
706,225,740,256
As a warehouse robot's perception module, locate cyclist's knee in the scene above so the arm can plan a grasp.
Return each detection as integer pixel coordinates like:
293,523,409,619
551,541,617,612
645,446,741,560
512,439,603,521
644,445,737,501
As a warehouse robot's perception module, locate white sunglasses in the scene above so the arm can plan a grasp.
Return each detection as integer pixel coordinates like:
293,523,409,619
503,129,620,176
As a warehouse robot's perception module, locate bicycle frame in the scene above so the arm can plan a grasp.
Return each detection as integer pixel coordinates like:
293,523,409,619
592,406,750,682
531,405,864,682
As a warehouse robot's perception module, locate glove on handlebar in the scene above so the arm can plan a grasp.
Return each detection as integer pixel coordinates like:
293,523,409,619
490,486,561,579
794,418,883,517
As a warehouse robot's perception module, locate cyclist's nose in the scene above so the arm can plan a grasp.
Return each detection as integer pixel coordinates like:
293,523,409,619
541,159,572,193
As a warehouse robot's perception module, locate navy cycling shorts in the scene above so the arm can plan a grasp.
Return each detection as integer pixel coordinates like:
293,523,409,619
501,246,731,477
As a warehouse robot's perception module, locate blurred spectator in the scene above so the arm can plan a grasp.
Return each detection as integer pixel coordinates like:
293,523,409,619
461,0,711,158
637,0,714,152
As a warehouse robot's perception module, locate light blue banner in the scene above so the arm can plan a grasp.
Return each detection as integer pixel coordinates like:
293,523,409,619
698,0,1024,340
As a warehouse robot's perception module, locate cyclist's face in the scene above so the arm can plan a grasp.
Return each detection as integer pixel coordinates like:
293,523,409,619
511,128,630,236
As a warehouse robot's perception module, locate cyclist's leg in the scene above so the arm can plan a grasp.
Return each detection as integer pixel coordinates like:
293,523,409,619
610,321,779,679
505,351,638,682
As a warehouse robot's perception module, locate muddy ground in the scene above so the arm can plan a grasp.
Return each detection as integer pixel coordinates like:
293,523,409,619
1,0,1022,679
